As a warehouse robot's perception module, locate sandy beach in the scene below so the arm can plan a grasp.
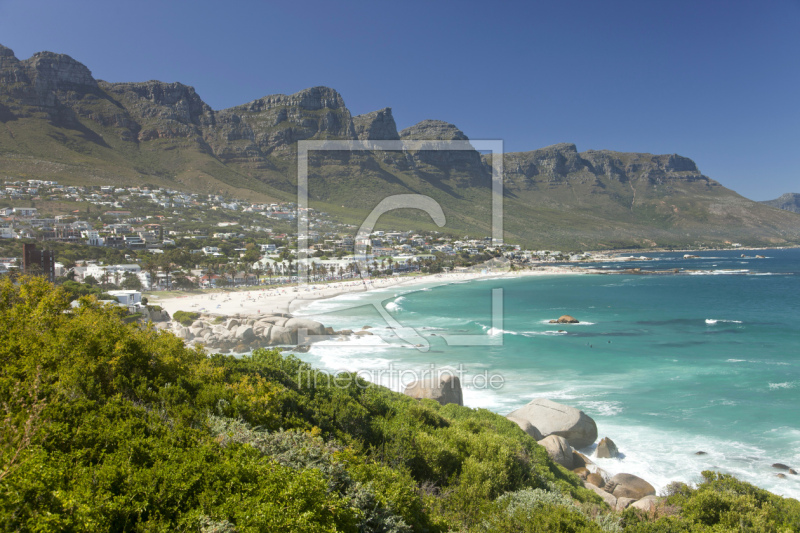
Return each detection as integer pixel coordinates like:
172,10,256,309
153,266,585,319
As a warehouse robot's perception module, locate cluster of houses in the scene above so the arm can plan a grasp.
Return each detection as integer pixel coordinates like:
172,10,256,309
3,178,621,290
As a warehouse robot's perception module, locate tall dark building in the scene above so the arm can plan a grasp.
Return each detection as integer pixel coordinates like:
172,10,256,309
22,243,55,282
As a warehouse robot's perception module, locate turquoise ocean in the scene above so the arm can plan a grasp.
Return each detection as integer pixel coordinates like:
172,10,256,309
295,248,800,499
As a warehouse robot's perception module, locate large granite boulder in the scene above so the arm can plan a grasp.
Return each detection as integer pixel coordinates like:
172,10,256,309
404,375,463,406
596,437,619,459
507,415,544,440
284,317,326,338
537,435,574,469
616,497,636,511
605,473,656,500
235,325,256,343
269,325,297,345
631,495,659,512
506,398,598,449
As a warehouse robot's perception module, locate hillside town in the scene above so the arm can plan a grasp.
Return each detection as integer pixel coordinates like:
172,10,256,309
1,178,620,292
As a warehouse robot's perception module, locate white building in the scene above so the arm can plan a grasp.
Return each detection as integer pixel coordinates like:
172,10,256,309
106,290,142,306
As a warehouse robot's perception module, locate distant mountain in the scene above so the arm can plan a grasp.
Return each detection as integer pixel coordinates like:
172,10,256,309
3,43,800,248
760,193,800,214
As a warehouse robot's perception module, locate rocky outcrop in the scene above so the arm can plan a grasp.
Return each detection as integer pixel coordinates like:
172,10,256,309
549,315,579,324
353,107,399,140
207,86,356,163
398,120,490,186
537,435,574,469
171,313,327,352
101,81,215,141
403,375,463,406
596,437,619,459
506,398,598,449
604,473,656,500
502,143,708,189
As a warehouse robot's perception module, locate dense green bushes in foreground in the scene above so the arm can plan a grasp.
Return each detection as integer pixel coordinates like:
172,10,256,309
1,278,799,532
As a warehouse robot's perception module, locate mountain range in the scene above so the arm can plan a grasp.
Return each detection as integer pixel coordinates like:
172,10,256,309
2,43,800,249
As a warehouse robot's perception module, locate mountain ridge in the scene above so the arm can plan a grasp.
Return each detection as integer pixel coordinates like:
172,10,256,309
2,43,800,248
760,193,800,214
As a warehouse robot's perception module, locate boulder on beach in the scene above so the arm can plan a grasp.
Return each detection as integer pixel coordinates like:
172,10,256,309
507,415,544,441
269,325,297,345
404,375,463,406
235,325,256,343
226,319,240,330
506,398,598,449
285,317,326,337
537,435,574,469
596,437,619,459
605,473,656,500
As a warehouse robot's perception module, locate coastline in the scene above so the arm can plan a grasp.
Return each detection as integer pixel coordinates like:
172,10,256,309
153,266,588,319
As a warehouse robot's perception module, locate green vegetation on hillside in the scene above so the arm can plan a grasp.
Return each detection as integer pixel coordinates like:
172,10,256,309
1,277,799,531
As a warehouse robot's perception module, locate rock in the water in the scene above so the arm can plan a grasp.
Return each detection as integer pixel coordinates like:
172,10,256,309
789,469,798,475
506,398,598,449
507,415,544,440
585,482,616,507
631,495,659,512
695,451,708,455
556,315,579,323
538,435,574,469
596,437,619,459
606,473,656,500
777,473,787,479
403,375,463,406
772,463,792,471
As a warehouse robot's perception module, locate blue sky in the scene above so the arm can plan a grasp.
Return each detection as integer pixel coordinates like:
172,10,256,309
1,0,797,200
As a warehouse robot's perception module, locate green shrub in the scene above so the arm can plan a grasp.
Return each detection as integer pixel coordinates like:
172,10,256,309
173,309,201,326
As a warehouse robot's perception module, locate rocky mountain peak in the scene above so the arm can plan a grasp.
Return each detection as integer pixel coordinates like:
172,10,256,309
237,86,347,114
353,107,399,140
0,44,16,58
20,51,97,92
399,120,469,141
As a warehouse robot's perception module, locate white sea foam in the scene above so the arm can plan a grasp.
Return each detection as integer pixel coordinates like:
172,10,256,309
588,421,800,500
578,400,624,416
487,327,518,336
768,382,796,390
521,330,569,336
706,319,743,325
726,359,746,363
